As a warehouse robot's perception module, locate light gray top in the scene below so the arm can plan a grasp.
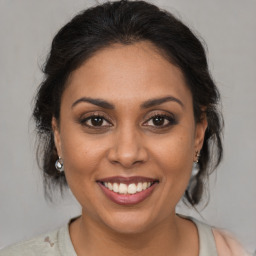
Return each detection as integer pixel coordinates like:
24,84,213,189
0,216,217,256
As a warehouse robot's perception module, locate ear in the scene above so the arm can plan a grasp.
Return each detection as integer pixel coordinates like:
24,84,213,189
194,113,208,152
52,117,62,157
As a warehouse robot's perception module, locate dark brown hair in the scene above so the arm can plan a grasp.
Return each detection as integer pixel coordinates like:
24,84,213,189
33,0,223,205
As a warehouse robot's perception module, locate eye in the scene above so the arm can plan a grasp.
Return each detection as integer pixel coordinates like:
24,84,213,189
143,114,176,128
80,114,112,128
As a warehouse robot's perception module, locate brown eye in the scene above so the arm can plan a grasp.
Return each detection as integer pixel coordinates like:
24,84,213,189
91,116,104,126
144,114,177,128
80,115,112,128
152,116,165,126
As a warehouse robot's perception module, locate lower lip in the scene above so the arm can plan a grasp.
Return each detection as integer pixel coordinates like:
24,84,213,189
98,182,158,206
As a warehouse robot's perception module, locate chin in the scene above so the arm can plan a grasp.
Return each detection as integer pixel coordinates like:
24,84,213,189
100,210,160,235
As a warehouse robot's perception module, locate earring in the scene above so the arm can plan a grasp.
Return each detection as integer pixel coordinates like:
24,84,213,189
55,157,64,172
194,151,200,163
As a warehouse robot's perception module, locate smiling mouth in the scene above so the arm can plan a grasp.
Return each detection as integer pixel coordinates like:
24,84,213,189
100,181,156,195
97,176,159,195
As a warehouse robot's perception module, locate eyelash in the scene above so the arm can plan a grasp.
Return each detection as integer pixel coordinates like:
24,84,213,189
80,112,177,130
144,114,177,128
80,114,111,129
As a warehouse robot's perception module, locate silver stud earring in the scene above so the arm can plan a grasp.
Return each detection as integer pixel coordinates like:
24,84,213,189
55,157,64,172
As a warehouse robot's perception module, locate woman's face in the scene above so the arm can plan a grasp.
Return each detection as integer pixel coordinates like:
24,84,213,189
53,41,207,234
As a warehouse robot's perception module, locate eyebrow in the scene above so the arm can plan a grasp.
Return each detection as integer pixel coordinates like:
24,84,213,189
141,96,184,109
71,96,184,109
72,97,114,109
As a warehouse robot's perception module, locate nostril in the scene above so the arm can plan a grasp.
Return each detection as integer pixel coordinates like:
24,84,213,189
107,135,149,167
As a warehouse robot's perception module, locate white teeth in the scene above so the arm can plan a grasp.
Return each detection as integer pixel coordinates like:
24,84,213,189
113,183,119,193
127,184,137,194
142,182,148,190
107,182,113,191
103,181,154,194
136,182,143,192
119,183,128,194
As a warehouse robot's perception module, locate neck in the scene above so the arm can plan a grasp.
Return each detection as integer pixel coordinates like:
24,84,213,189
69,211,197,256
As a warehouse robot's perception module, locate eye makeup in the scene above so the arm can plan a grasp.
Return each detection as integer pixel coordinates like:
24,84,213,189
143,111,178,129
76,109,178,132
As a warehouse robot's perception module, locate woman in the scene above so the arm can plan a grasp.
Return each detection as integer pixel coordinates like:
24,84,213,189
0,0,250,255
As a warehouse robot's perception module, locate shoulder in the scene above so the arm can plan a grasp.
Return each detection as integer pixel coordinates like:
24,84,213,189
213,228,251,256
0,227,63,256
180,215,252,256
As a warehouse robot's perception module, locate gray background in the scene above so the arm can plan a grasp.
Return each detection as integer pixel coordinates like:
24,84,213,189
0,0,255,253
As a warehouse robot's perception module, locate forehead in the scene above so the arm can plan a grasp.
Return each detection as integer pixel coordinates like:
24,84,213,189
63,41,192,107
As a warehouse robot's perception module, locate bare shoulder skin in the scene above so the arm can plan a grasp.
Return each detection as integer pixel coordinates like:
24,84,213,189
213,229,251,256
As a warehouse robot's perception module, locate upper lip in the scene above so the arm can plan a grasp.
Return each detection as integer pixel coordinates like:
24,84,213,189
97,176,159,184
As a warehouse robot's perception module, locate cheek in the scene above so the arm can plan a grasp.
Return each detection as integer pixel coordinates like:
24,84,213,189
60,132,107,211
59,125,107,185
152,131,195,194
62,138,104,175
153,131,194,169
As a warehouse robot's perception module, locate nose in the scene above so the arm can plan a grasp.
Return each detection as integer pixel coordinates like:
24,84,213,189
107,126,149,168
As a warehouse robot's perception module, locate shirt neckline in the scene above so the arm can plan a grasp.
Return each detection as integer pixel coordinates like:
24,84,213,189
60,214,217,256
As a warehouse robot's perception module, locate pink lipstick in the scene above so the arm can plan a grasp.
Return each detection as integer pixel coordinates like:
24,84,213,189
97,176,159,206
